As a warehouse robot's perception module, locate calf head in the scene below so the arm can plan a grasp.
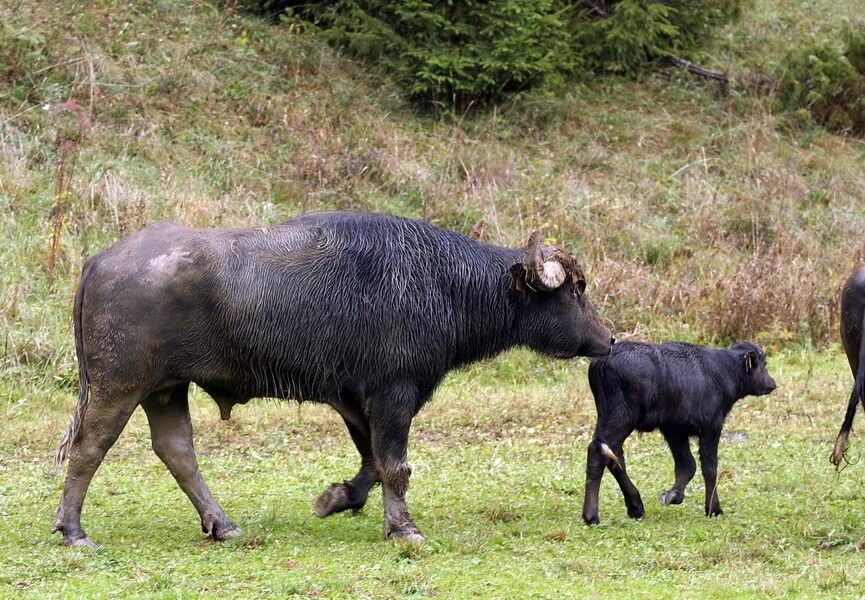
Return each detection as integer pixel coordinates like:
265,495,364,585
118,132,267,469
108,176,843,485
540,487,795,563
511,229,612,359
732,342,777,396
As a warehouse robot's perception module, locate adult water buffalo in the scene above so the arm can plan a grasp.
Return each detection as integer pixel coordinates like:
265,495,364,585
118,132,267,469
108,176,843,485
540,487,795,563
52,210,613,546
832,266,865,467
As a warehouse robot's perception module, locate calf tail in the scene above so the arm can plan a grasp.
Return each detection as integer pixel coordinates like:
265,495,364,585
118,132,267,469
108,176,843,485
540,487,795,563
588,361,621,470
831,341,865,468
52,263,91,475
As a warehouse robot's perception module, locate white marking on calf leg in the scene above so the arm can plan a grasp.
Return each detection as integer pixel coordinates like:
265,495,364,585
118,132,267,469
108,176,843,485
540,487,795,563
600,443,621,469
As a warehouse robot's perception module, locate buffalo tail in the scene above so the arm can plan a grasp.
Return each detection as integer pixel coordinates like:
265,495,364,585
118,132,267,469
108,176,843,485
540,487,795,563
52,262,92,475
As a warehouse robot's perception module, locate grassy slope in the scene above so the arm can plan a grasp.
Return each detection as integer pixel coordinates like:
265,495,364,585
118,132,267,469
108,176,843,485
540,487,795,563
1,0,865,598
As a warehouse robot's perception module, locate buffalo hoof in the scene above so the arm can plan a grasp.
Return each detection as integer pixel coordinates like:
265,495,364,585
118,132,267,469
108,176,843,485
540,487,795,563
63,536,99,548
583,515,600,526
203,516,241,541
314,482,351,518
627,505,645,519
706,507,723,518
213,526,242,541
387,526,425,543
659,490,684,506
314,481,366,518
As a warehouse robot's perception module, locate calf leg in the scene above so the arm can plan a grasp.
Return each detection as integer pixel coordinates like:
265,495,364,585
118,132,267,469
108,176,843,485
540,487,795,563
142,385,239,540
698,432,723,516
659,429,696,506
315,401,379,517
582,440,607,525
368,381,423,541
52,389,140,546
583,426,643,524
607,445,645,519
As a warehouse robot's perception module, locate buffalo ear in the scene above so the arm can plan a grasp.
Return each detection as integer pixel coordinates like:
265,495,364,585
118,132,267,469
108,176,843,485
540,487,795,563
575,276,587,296
743,350,757,373
469,218,486,241
510,263,528,293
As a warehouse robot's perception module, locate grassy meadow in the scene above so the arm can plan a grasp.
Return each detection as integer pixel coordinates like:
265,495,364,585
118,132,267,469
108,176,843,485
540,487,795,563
1,0,865,598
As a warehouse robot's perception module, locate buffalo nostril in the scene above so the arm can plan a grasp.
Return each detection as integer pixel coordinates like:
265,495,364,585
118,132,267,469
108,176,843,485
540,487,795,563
610,337,616,345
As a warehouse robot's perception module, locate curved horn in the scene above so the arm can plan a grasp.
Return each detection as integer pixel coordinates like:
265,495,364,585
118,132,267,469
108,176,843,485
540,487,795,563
524,228,566,291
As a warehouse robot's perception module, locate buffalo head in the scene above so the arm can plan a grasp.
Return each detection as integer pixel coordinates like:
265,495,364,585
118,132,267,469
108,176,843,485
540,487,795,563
511,229,612,359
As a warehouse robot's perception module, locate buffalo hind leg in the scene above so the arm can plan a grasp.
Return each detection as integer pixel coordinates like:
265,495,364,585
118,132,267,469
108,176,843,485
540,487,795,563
699,431,723,517
142,385,239,540
659,428,696,506
315,402,379,517
369,381,423,541
52,389,140,546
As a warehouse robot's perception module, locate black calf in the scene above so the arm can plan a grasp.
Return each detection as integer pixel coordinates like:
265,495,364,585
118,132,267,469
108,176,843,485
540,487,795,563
582,341,776,524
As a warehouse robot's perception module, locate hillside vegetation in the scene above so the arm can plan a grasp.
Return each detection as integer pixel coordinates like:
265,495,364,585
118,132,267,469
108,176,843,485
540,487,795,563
2,0,864,389
2,1,865,598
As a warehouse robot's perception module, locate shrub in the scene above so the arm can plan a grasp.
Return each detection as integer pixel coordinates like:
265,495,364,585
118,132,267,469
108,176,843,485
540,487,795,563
237,0,745,108
293,0,576,111
568,0,745,73
778,27,865,136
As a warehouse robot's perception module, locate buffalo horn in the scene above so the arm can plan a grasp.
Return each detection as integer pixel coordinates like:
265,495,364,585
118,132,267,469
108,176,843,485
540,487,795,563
525,228,566,291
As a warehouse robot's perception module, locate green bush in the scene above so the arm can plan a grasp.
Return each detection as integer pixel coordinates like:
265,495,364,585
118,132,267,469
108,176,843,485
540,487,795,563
238,0,745,108
292,0,575,111
778,27,865,135
570,0,745,72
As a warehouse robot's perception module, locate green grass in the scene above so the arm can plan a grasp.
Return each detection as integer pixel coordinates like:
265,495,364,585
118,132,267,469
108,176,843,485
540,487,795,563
2,0,865,597
2,348,864,599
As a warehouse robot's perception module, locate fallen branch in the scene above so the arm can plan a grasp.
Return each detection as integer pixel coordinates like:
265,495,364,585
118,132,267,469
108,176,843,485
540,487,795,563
668,55,728,82
667,55,776,91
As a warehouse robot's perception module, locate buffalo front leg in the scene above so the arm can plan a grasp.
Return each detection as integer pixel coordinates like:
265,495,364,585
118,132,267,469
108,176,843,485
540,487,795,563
369,381,423,541
315,403,380,517
659,429,696,506
698,432,723,517
142,385,239,540
53,390,140,546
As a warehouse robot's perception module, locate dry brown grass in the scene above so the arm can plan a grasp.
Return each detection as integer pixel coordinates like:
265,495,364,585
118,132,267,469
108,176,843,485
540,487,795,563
1,0,864,396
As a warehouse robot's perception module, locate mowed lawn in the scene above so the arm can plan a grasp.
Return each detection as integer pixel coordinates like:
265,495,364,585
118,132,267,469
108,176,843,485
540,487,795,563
1,347,863,599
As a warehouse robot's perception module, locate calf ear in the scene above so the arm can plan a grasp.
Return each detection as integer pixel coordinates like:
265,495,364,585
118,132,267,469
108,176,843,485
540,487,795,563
743,350,757,373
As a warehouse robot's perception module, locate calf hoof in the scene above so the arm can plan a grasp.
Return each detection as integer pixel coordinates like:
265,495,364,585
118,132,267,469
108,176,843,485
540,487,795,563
314,481,365,518
62,535,99,548
659,490,684,506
